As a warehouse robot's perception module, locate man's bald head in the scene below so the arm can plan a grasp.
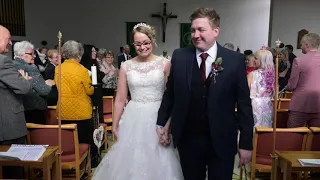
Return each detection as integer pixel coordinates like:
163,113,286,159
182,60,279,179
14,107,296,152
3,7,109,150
0,25,12,54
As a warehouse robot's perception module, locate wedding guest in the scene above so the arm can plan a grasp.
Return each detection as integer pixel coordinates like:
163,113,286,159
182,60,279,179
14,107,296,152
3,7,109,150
101,50,118,96
13,41,54,125
278,48,290,90
247,47,275,128
81,44,104,125
54,40,99,167
287,33,320,127
245,54,256,75
117,44,131,68
44,49,59,105
223,42,235,51
0,25,31,179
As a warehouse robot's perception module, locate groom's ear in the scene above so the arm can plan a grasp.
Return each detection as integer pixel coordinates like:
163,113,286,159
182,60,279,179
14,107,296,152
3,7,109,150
213,27,220,38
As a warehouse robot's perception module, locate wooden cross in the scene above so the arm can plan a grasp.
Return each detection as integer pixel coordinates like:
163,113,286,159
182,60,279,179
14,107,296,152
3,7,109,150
151,3,177,43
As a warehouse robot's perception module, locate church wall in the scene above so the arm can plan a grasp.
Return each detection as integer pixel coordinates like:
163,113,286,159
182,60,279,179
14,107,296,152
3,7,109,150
8,0,270,58
271,0,320,56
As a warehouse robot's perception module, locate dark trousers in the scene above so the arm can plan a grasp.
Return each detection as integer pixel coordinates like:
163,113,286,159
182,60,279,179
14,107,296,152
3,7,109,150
279,77,288,91
0,136,26,179
287,111,320,128
102,88,115,96
177,135,235,180
25,109,46,125
92,85,104,123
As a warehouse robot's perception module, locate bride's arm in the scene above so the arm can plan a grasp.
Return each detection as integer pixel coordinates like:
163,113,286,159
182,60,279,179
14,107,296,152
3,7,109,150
113,67,128,137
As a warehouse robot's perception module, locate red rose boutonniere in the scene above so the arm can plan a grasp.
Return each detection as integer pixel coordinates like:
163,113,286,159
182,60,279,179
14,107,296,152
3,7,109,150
210,57,224,83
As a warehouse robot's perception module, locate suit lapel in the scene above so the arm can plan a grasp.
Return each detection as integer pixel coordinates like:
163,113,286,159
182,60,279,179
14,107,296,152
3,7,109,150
186,47,197,90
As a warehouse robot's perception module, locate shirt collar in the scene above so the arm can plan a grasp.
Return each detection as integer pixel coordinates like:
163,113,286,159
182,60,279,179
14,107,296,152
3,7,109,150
196,41,217,59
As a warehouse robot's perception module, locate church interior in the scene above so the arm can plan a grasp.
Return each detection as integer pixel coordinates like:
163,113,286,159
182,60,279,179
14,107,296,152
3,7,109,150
1,0,320,179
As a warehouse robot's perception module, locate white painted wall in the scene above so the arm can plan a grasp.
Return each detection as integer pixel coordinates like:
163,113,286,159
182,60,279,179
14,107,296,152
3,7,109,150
6,0,270,58
271,0,320,56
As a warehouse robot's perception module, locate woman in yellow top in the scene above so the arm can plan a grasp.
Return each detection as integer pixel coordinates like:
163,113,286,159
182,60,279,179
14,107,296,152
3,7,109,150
54,40,96,165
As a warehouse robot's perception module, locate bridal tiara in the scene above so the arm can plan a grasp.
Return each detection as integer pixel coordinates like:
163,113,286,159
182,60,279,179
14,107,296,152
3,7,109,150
133,23,151,30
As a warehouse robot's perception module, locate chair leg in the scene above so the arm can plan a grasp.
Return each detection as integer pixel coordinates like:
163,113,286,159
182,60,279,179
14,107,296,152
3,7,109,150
75,166,80,180
239,166,243,180
103,130,108,153
303,171,308,180
87,152,92,180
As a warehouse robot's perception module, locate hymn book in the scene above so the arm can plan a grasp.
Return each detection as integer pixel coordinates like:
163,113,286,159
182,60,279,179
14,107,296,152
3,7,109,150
0,144,48,161
298,159,320,166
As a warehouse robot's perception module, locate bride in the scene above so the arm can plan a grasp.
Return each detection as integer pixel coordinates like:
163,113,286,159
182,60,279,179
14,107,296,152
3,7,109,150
92,23,184,180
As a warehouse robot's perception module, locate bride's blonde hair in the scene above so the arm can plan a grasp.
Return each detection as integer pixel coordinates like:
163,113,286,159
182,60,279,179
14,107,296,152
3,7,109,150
131,23,157,47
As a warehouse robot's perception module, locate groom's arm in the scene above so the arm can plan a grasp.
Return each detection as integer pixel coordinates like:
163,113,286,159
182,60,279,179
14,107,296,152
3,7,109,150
157,50,176,127
235,54,254,150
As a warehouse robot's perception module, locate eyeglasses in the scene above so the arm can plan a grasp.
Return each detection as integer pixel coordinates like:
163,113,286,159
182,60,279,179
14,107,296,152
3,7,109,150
25,53,35,57
133,41,152,47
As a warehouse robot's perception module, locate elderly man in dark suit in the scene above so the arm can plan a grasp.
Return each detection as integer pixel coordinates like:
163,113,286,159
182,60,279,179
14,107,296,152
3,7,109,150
117,44,131,68
0,25,32,178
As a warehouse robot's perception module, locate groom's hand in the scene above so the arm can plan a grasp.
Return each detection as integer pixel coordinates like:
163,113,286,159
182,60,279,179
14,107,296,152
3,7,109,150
238,149,252,167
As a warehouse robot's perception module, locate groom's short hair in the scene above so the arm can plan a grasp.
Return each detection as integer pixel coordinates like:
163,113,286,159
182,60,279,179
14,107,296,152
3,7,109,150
190,8,220,28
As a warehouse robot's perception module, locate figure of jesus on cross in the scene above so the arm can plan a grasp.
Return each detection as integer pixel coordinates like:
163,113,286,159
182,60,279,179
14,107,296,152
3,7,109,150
151,3,177,43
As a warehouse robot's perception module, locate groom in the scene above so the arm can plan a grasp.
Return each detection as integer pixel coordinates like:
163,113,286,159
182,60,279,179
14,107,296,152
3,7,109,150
157,8,254,180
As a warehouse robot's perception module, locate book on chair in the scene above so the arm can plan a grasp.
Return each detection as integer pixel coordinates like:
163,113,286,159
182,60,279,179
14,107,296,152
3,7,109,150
0,144,48,161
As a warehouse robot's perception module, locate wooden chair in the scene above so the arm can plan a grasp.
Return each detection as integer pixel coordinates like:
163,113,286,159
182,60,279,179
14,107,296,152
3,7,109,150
26,123,91,180
284,91,293,99
305,127,320,179
276,109,289,128
306,127,320,151
102,96,114,151
242,127,311,180
278,98,291,109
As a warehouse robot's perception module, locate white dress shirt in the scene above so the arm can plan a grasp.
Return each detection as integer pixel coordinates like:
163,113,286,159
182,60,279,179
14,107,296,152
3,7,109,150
195,42,217,78
156,42,218,129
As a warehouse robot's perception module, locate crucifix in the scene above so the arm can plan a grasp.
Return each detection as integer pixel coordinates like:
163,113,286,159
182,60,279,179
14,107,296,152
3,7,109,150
151,3,178,42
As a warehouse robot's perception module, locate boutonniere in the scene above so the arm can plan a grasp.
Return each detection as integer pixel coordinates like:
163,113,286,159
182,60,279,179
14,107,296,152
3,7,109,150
210,57,224,83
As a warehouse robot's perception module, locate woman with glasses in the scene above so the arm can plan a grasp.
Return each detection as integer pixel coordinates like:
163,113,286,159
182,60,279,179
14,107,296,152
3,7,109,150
101,50,118,96
44,49,59,105
92,23,183,180
13,41,55,124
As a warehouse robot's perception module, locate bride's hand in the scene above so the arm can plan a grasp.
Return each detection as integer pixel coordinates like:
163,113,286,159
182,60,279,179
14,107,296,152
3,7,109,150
113,125,119,139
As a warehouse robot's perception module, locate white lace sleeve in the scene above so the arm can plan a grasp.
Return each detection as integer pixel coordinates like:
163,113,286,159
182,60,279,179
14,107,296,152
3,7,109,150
120,60,131,73
160,58,170,71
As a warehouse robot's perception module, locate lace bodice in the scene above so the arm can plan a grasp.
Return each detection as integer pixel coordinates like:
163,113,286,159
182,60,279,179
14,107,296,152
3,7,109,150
121,57,169,103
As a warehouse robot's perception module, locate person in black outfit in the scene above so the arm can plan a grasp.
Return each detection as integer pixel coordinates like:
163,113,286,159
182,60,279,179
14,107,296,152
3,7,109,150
44,49,59,106
80,44,104,167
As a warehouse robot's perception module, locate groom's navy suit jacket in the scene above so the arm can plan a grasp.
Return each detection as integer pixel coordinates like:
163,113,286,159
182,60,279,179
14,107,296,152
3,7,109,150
157,43,254,158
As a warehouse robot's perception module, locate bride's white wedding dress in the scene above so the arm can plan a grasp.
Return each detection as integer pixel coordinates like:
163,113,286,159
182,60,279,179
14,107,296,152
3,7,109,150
92,57,184,180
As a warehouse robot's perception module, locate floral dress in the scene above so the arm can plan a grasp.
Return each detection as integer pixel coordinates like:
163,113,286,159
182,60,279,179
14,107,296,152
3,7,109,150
250,69,275,128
